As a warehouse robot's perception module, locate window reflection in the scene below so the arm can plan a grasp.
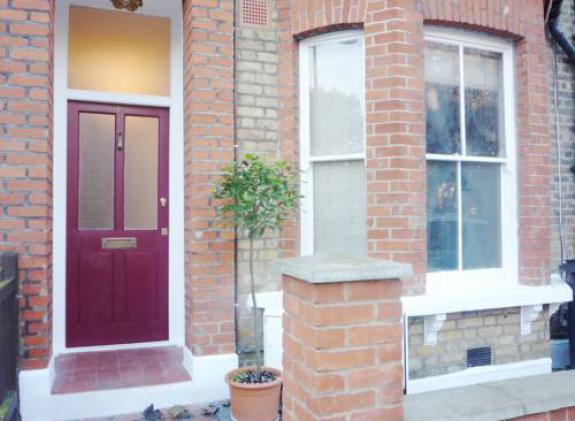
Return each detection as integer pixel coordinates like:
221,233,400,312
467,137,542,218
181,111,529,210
462,163,501,269
426,85,460,154
425,42,460,155
464,49,504,157
427,161,458,272
424,40,506,273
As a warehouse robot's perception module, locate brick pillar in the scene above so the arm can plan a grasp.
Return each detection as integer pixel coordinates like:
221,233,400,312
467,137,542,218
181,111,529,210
0,0,54,370
182,0,236,356
281,255,410,421
364,0,426,295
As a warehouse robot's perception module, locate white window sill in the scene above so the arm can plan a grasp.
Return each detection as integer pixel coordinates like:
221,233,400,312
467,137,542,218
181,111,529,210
402,281,572,317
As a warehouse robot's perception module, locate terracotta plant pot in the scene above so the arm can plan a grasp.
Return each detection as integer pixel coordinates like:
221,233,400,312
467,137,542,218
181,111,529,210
225,366,282,421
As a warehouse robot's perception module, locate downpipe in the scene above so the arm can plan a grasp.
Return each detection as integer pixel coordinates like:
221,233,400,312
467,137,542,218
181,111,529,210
547,0,575,62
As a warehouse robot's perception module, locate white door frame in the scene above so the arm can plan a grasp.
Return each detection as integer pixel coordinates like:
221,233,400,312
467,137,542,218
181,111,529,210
53,0,185,354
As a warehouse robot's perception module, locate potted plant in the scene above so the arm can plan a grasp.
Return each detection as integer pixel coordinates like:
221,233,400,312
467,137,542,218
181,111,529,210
214,154,298,421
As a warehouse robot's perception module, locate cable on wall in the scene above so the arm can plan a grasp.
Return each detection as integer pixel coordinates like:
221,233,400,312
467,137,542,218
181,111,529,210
545,0,570,264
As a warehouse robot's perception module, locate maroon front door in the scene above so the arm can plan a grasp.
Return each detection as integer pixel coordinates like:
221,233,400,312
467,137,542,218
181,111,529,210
67,101,169,347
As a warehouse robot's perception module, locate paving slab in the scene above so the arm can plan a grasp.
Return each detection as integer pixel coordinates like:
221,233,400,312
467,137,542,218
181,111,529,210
67,402,232,421
405,370,575,421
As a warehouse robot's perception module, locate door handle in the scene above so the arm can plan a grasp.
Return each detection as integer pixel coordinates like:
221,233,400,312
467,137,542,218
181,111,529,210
160,197,168,208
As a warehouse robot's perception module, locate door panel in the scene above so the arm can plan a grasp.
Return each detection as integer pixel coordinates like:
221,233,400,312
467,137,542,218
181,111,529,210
125,252,158,323
79,252,114,325
67,101,169,347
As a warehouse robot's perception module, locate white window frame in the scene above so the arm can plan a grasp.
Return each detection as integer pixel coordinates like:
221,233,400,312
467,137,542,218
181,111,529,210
298,30,366,256
424,27,518,294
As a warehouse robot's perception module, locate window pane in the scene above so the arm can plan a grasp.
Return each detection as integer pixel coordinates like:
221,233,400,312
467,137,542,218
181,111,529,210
425,42,460,155
124,116,159,230
464,48,504,157
462,163,501,269
427,161,458,271
314,161,366,254
78,113,115,230
68,6,171,96
309,37,364,156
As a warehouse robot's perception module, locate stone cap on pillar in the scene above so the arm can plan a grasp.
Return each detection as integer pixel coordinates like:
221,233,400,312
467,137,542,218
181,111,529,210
278,254,412,284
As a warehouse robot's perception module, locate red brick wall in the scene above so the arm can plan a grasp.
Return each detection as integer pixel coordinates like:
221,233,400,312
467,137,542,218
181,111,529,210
0,0,54,370
282,274,403,421
279,0,552,292
277,0,299,260
182,0,236,356
364,1,426,294
508,407,575,421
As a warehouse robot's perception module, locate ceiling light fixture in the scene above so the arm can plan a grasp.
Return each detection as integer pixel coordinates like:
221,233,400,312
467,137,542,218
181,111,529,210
110,0,143,12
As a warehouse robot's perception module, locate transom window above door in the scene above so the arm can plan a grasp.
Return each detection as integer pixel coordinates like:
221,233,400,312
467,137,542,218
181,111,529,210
68,6,171,96
424,29,518,286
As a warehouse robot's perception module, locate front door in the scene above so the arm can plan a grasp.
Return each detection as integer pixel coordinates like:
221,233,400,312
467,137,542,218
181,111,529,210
66,101,169,347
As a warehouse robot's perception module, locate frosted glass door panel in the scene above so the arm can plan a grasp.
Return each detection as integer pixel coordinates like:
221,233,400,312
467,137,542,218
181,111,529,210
124,116,159,230
313,161,366,254
78,113,115,230
309,38,364,156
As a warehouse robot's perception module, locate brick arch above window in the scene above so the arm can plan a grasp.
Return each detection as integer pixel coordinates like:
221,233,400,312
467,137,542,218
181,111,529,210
294,22,364,41
289,0,369,35
288,0,545,41
417,0,545,39
424,20,523,41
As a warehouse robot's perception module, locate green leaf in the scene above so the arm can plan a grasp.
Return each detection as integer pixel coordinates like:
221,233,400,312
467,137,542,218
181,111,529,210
213,155,300,240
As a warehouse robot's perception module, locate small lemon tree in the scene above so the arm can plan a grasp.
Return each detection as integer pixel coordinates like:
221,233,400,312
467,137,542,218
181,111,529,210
214,154,298,381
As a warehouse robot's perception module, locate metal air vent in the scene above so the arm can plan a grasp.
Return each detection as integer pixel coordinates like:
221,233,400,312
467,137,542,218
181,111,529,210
466,346,492,368
241,0,269,27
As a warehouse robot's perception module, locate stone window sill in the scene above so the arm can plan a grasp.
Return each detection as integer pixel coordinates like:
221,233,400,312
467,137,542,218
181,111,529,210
402,282,571,317
404,370,575,421
251,283,572,318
